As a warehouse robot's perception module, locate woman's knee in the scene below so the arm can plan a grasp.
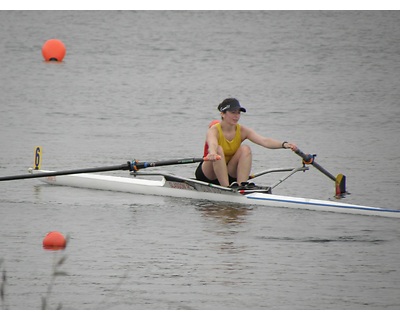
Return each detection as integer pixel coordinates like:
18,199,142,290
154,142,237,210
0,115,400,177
239,145,252,157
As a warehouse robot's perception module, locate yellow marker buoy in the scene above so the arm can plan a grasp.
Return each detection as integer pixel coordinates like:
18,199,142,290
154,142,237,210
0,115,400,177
34,146,42,170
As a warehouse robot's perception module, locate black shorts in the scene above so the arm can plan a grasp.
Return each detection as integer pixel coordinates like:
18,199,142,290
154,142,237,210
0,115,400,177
195,162,236,185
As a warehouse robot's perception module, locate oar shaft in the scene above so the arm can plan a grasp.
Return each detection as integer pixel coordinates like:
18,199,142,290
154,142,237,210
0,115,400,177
294,148,336,182
310,161,336,182
133,158,204,170
293,148,313,163
0,157,205,182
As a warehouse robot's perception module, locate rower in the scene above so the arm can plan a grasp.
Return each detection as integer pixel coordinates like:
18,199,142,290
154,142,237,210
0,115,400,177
195,98,297,189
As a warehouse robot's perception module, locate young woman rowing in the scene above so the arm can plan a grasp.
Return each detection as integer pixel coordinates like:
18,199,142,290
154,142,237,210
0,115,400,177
195,98,297,188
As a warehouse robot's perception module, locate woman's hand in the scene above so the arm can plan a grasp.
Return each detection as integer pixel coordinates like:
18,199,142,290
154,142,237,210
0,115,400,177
283,141,297,151
204,153,221,161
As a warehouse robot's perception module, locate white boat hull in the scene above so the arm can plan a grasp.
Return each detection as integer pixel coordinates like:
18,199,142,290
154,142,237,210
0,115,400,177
37,171,400,218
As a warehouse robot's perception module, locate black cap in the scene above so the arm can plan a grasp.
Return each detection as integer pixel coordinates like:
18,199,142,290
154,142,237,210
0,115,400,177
217,98,246,113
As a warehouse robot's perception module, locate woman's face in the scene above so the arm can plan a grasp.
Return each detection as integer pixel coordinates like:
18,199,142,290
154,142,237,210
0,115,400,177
222,110,241,124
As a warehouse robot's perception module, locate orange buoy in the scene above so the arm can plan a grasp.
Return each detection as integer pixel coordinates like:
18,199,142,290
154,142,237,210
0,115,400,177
42,39,66,62
43,231,67,250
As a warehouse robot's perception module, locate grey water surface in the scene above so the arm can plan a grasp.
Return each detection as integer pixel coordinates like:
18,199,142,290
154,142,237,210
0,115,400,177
0,11,399,309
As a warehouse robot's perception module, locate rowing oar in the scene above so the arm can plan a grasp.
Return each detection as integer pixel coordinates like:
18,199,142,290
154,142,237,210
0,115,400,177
294,148,347,196
0,157,206,182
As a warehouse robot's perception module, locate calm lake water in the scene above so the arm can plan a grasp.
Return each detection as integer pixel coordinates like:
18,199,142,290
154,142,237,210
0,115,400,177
1,11,400,310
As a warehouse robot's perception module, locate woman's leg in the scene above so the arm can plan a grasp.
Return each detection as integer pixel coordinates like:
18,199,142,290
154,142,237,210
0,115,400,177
201,146,230,187
227,145,252,185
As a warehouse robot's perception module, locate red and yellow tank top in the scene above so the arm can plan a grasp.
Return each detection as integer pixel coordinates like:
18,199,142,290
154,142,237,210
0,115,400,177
216,123,242,163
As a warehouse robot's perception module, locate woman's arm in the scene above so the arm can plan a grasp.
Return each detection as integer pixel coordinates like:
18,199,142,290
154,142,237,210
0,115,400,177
205,126,221,159
241,125,296,150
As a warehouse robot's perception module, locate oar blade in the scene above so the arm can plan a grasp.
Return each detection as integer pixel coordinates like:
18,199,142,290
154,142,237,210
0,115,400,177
335,173,347,197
